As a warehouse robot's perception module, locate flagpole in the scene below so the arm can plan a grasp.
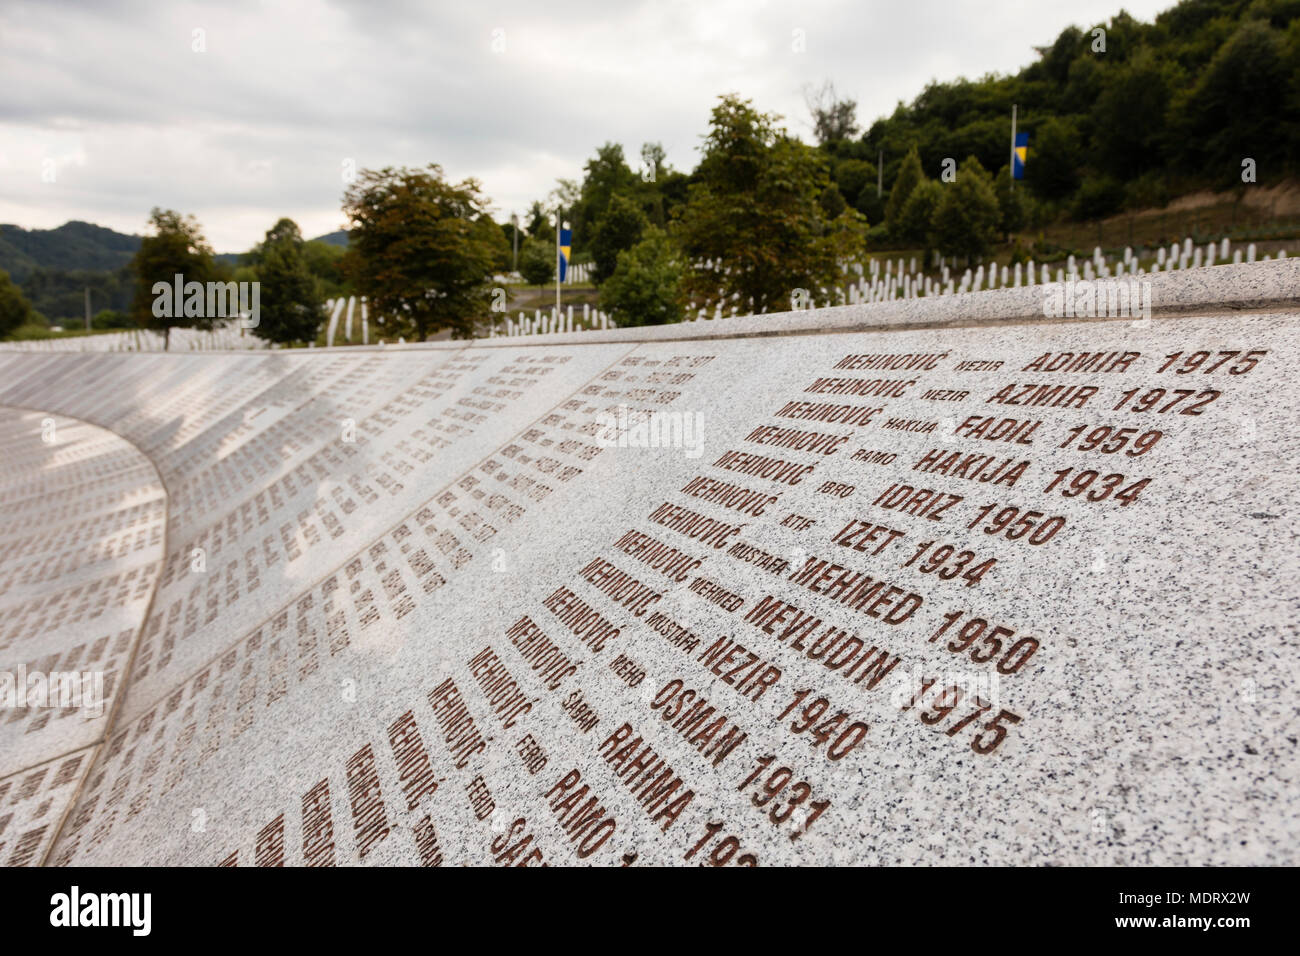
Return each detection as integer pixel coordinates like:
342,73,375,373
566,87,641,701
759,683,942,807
555,210,561,316
511,212,519,273
1009,104,1017,191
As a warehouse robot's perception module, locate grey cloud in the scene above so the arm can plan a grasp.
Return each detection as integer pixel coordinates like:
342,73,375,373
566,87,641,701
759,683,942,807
0,0,1173,250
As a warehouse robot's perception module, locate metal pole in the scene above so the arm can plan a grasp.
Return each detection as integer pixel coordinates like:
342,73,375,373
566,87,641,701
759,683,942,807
555,211,561,315
84,287,91,331
511,213,519,273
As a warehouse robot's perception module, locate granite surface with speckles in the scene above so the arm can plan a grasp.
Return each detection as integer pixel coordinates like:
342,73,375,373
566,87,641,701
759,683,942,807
0,268,1296,867
0,409,163,865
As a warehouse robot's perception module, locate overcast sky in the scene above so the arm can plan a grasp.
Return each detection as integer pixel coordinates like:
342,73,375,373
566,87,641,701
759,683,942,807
1,0,1176,252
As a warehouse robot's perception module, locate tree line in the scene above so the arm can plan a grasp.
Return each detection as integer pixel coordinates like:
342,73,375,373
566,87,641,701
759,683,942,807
834,0,1298,228
3,0,1294,342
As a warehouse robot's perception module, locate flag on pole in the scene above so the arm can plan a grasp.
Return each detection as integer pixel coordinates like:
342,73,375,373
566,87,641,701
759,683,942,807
558,226,572,282
1013,132,1029,180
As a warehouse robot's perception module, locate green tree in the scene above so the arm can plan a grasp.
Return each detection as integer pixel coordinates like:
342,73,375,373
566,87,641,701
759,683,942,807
518,238,554,290
1172,19,1294,179
1092,49,1172,180
550,178,581,214
501,219,525,272
301,240,349,298
636,142,679,226
1029,117,1082,201
573,143,637,251
16,266,133,324
261,217,299,250
599,227,685,326
1072,175,1125,221
0,269,34,337
805,80,860,144
819,182,848,220
341,165,499,340
676,94,865,315
798,2,1300,228
897,179,943,248
884,145,924,227
854,181,886,229
590,194,649,284
1290,16,1300,165
1036,25,1085,87
251,218,322,345
939,117,1011,180
832,158,876,210
656,168,692,224
129,207,222,350
993,165,1026,238
525,200,550,238
1062,51,1105,115
92,309,131,330
930,156,1000,261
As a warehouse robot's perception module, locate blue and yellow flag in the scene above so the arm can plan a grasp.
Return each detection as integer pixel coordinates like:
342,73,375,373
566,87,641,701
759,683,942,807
559,227,572,281
1013,132,1029,180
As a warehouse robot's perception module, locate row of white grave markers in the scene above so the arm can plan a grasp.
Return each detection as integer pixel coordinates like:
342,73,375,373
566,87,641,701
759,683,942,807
565,262,593,284
499,303,613,336
492,263,593,286
495,262,593,285
685,237,1291,317
5,237,1290,351
320,296,616,341
0,322,269,353
324,295,378,347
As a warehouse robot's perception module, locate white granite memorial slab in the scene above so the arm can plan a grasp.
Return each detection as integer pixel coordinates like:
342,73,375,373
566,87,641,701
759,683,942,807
0,409,165,865
0,261,1296,867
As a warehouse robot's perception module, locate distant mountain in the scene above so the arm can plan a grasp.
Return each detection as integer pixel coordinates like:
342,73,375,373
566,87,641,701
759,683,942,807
214,229,347,266
0,221,141,283
0,221,351,278
4,220,351,321
310,230,349,247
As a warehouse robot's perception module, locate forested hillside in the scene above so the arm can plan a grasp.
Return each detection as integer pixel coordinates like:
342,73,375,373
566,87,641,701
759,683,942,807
826,0,1298,226
0,221,141,282
6,0,1297,330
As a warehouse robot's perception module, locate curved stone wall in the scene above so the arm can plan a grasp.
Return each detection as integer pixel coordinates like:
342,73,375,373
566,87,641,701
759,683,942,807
0,261,1296,866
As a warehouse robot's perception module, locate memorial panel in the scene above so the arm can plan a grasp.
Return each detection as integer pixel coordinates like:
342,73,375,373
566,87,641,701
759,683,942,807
0,266,1296,866
0,411,164,776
